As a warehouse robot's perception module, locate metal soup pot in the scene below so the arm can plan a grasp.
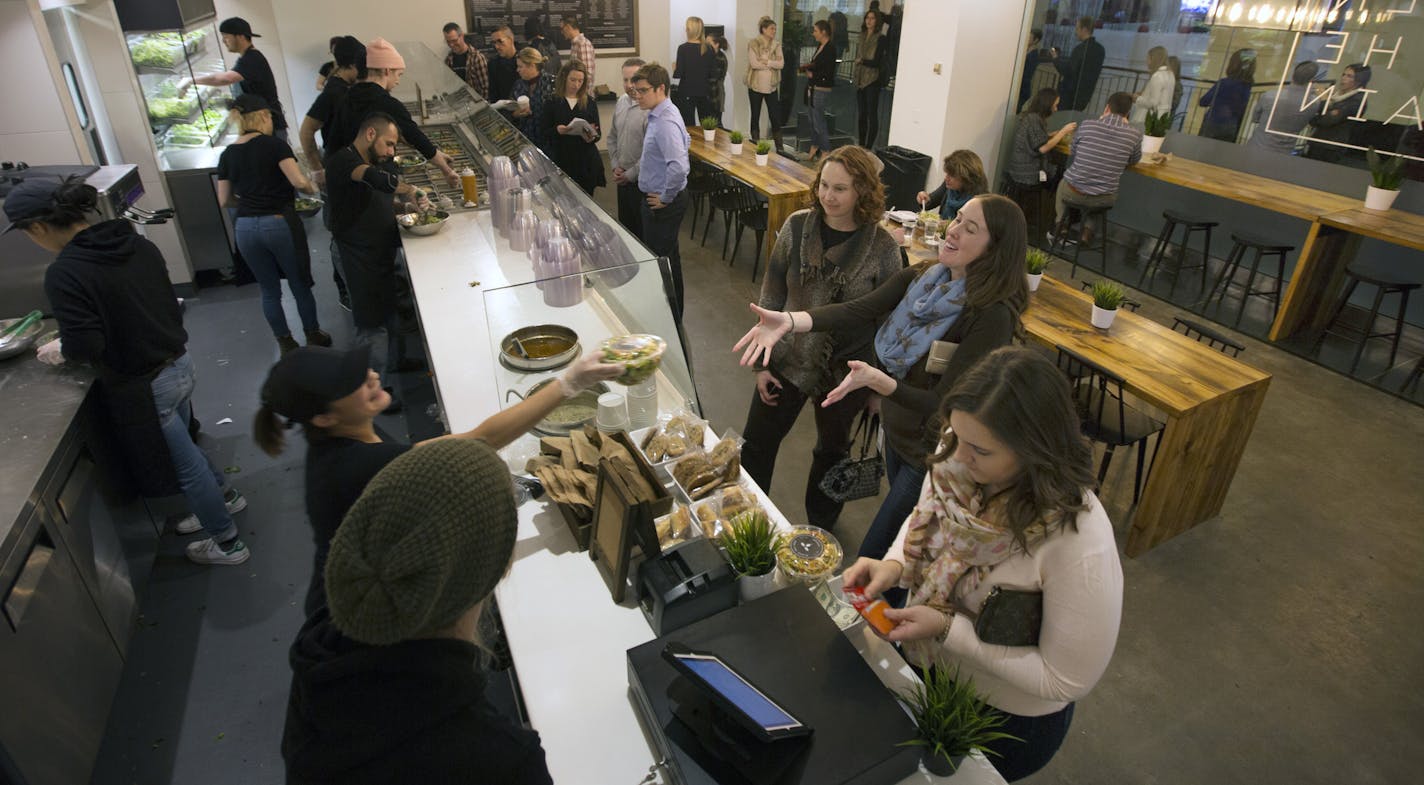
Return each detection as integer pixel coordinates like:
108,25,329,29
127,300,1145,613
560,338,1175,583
499,324,579,371
507,380,608,436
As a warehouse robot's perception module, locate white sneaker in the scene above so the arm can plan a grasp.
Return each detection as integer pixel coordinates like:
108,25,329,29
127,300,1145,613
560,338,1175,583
173,514,203,535
223,488,248,515
186,537,251,566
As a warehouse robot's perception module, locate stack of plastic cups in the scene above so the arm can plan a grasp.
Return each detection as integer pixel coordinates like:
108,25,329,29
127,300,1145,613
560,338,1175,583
510,208,537,252
542,237,583,308
488,156,516,237
626,378,658,429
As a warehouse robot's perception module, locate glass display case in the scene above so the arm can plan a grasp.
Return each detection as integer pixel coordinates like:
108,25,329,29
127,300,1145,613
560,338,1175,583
123,19,232,171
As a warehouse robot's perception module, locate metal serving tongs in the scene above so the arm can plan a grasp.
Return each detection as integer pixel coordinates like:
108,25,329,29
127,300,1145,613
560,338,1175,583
0,310,43,348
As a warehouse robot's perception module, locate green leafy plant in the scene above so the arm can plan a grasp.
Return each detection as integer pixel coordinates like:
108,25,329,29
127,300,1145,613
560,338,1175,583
755,140,773,155
701,116,719,131
898,668,1019,773
1026,247,1050,275
719,511,783,577
729,130,744,144
781,17,809,48
1091,280,1126,310
1367,147,1405,190
1143,108,1172,137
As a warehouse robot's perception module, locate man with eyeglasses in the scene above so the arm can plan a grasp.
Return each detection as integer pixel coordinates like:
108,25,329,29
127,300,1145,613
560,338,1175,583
488,25,519,102
632,63,690,322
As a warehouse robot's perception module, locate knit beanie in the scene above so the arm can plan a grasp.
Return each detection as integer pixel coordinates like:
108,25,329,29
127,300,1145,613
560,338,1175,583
324,439,517,645
364,37,406,71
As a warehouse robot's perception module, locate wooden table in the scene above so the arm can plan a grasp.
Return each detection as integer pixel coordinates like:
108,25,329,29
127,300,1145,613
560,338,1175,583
1025,276,1272,556
687,128,815,261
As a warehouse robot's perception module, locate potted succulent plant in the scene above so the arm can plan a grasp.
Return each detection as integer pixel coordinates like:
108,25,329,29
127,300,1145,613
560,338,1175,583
899,667,1018,777
1365,147,1403,211
729,130,745,155
1141,108,1171,155
700,116,718,142
719,510,783,603
1090,280,1126,329
1025,247,1050,292
755,139,773,166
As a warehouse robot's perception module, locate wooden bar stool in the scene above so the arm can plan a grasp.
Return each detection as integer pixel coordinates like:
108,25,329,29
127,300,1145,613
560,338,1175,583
1138,209,1218,300
1315,263,1422,375
1204,232,1294,328
1051,199,1110,278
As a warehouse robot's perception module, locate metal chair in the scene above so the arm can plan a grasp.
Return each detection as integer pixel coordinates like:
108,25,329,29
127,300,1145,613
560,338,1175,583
1204,232,1294,328
685,163,720,241
1314,262,1423,375
730,188,770,281
1172,317,1246,357
1138,209,1218,301
1056,345,1164,504
701,177,746,257
1050,199,1110,278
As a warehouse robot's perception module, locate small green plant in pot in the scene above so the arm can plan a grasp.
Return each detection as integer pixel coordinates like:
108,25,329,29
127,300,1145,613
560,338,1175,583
899,667,1019,776
755,139,773,165
1090,280,1126,329
1365,147,1404,211
1142,108,1171,154
700,115,719,141
729,130,745,154
1025,247,1050,291
720,510,783,602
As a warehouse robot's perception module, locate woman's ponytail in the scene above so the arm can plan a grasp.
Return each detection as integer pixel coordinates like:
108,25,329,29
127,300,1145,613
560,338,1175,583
253,404,288,457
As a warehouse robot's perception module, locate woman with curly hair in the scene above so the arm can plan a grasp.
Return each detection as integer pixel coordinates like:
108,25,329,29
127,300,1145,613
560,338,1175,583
917,149,989,221
738,146,903,531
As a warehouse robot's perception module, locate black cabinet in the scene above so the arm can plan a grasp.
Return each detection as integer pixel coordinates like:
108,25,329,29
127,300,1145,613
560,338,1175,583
113,0,216,33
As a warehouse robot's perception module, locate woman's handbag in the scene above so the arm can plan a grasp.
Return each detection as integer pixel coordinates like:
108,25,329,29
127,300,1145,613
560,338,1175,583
973,586,1043,647
817,410,885,502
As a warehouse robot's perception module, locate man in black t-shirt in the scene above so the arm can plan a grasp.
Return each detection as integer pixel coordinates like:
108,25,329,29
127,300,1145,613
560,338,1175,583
488,25,519,102
324,112,424,406
301,35,365,310
182,17,290,141
442,22,489,98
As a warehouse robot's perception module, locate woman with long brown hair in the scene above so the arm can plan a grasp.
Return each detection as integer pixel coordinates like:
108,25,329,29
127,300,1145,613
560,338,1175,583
843,346,1123,781
1005,89,1076,190
735,194,1028,558
546,58,604,194
739,146,903,532
916,149,989,221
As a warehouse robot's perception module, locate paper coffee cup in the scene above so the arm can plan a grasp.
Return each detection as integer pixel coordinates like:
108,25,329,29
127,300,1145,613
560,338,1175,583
517,95,530,106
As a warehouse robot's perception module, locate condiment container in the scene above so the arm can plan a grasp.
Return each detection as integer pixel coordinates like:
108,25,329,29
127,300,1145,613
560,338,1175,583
459,166,477,203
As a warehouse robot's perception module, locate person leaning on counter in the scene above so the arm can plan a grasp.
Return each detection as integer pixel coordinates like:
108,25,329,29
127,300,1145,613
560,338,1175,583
178,17,289,143
281,439,556,785
844,346,1124,782
254,344,619,615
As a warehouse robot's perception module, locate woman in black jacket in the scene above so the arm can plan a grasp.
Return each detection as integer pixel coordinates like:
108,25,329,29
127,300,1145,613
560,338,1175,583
709,35,730,127
1307,63,1371,163
854,9,885,148
545,59,605,194
799,20,837,161
4,177,250,566
673,16,715,125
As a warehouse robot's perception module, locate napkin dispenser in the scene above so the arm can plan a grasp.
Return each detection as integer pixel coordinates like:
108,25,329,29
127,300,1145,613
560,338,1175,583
638,538,738,636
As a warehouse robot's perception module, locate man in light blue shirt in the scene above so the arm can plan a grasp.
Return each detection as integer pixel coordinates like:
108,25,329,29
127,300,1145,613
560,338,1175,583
634,62,691,322
608,57,649,237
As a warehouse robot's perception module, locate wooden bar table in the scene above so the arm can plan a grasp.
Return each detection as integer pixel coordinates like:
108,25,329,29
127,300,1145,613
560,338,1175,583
687,128,814,262
1025,276,1272,556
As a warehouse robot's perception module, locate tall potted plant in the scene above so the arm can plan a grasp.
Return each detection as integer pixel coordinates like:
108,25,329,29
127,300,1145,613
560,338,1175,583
719,510,783,603
729,130,745,155
1141,108,1171,155
1026,247,1050,292
700,116,718,142
755,139,773,166
1365,147,1403,211
899,667,1019,776
1090,280,1126,329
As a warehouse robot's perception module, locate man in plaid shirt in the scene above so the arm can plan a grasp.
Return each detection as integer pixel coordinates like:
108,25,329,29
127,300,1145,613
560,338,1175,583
442,22,489,99
561,15,595,84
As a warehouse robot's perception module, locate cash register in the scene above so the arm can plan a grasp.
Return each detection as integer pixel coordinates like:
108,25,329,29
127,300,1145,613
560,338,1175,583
637,537,739,636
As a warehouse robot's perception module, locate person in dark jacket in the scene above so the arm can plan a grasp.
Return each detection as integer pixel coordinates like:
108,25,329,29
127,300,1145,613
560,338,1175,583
509,47,557,155
3,177,251,566
709,35,730,127
1307,63,1371,163
546,58,605,194
281,439,553,785
854,9,885,148
1055,16,1105,112
735,194,1028,560
673,16,716,125
488,25,520,101
1198,48,1256,143
799,20,838,161
523,14,561,76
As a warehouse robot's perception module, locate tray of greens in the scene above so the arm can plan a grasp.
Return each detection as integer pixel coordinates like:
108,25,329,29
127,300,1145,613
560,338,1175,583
128,34,184,69
148,94,199,122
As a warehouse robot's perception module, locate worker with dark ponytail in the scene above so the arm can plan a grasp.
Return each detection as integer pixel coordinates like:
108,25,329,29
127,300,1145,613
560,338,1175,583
3,176,252,566
256,345,622,613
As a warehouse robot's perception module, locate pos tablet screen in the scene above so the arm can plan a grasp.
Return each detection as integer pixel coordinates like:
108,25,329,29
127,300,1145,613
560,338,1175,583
662,643,811,740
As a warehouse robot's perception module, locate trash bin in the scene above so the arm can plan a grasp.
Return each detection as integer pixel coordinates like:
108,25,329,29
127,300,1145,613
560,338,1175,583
876,146,932,213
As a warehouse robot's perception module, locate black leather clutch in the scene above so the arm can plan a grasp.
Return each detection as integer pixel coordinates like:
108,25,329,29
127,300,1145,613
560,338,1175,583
974,586,1043,647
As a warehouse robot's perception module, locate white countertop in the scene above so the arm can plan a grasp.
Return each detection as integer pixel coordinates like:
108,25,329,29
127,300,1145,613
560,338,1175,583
404,205,1007,785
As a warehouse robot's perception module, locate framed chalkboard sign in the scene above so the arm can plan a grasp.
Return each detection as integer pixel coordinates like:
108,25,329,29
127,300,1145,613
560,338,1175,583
466,0,639,55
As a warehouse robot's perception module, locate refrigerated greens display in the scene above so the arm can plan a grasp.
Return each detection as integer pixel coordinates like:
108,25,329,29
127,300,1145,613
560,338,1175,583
125,20,232,158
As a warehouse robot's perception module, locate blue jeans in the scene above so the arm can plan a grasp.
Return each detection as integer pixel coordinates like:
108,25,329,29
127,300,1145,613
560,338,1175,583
150,354,236,541
235,214,319,338
810,88,831,151
857,444,928,559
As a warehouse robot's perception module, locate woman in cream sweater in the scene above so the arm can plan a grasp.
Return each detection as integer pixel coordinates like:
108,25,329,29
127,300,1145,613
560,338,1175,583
1129,46,1175,126
745,16,785,149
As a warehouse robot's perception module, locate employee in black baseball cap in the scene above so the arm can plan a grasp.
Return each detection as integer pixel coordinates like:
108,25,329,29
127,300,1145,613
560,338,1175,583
180,16,289,141
255,345,621,614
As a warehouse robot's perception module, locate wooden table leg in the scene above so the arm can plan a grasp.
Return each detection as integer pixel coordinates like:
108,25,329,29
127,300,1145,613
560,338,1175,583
765,195,796,265
1126,378,1270,557
1268,222,1360,341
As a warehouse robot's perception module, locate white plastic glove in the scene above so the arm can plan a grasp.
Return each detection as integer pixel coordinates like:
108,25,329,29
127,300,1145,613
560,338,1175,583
36,338,64,366
557,351,624,397
414,190,434,212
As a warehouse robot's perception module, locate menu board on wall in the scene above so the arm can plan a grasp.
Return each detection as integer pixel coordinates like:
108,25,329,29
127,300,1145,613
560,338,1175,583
466,0,638,54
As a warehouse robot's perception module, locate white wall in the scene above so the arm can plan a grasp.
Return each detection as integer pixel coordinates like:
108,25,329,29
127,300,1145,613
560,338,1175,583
0,0,83,163
887,0,1029,190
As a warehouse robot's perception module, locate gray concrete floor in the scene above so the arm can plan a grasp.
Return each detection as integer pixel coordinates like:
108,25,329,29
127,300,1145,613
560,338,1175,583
91,155,1424,785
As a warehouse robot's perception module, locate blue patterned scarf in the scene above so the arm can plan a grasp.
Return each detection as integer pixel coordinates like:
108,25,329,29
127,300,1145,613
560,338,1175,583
873,266,966,378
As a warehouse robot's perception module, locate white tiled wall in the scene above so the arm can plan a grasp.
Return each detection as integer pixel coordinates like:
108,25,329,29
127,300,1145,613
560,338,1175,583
0,0,81,163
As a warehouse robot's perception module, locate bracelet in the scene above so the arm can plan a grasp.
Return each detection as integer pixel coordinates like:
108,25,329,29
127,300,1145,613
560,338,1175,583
936,611,953,645
786,311,796,333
